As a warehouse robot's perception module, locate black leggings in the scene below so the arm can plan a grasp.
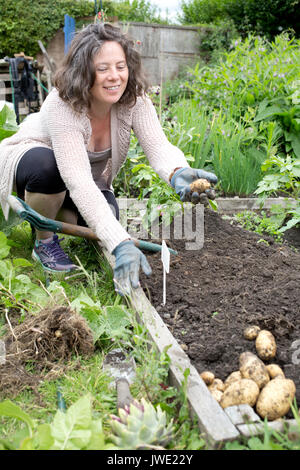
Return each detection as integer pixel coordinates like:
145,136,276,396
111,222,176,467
16,147,119,225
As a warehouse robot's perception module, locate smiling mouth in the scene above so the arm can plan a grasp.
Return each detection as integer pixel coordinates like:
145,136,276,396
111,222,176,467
104,85,120,90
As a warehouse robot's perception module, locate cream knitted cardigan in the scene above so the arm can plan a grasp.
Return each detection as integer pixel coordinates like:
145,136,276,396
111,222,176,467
0,89,189,253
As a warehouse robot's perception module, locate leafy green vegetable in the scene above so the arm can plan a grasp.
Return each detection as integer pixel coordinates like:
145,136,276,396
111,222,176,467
71,293,132,344
0,395,116,450
0,104,18,142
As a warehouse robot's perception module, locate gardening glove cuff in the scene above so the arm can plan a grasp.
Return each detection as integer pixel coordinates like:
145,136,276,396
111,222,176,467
112,240,152,296
170,167,218,204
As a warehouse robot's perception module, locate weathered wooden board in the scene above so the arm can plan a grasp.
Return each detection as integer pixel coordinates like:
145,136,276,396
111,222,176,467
224,405,261,426
237,419,299,438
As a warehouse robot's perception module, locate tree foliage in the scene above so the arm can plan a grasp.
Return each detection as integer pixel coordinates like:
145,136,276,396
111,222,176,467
179,0,300,38
103,0,163,24
224,0,300,38
179,0,226,25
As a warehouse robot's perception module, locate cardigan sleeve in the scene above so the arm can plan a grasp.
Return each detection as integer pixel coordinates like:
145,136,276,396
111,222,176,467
40,90,130,253
131,96,190,182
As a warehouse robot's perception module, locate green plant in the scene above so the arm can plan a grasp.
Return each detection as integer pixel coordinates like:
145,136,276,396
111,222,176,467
0,105,19,142
208,111,265,195
179,0,300,40
114,134,184,225
255,154,300,232
71,292,133,347
177,32,300,196
0,231,54,314
158,69,196,106
110,397,174,449
113,137,148,198
255,155,300,198
254,97,300,160
0,0,95,58
109,0,163,24
232,208,286,243
197,19,239,63
225,401,300,450
223,0,300,39
0,0,168,58
179,0,227,25
0,209,205,451
165,99,214,168
187,33,300,118
0,394,115,450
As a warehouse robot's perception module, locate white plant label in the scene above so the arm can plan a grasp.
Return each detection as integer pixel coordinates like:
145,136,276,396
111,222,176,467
161,240,170,273
161,240,170,305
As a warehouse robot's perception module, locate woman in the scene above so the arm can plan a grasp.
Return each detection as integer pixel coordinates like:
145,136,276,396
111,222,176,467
0,23,217,296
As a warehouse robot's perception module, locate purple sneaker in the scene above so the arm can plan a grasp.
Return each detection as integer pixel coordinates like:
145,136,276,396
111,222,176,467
32,235,77,273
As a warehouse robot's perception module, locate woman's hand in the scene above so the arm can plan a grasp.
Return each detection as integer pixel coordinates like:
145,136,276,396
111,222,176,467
170,167,218,204
112,240,152,296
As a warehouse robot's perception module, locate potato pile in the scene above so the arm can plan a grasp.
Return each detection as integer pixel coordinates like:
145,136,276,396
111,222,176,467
200,326,296,421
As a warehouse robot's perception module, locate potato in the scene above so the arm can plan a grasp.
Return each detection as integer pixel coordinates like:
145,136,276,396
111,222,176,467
239,351,270,389
200,371,215,386
255,330,277,360
224,371,242,390
190,178,211,193
220,379,260,409
210,389,223,403
243,325,261,340
256,378,296,421
266,364,285,379
208,378,225,392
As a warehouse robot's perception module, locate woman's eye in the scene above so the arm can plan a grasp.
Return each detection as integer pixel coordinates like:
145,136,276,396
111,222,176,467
96,64,127,72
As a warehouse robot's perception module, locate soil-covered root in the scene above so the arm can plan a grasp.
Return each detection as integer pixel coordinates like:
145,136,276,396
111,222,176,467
5,306,94,364
0,306,95,398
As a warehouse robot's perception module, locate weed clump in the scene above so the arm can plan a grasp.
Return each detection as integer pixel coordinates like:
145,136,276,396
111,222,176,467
0,306,94,398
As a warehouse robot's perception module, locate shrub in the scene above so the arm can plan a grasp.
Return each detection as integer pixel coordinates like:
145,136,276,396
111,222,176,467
179,0,300,39
179,0,227,25
169,32,300,195
187,32,300,128
197,19,239,63
106,0,163,24
223,0,300,39
0,0,94,58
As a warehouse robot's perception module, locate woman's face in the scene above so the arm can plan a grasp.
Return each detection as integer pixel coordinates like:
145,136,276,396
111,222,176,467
90,41,129,108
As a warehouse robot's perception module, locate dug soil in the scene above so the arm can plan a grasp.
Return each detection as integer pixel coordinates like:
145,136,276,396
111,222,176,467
140,208,300,414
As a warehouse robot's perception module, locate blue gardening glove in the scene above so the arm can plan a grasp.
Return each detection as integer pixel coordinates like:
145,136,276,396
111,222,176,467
112,240,152,296
170,167,218,204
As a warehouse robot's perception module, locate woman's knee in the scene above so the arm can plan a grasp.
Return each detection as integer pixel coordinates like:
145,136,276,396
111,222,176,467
16,147,66,195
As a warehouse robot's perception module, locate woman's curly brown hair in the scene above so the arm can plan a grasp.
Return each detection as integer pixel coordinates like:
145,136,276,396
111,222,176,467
54,23,149,112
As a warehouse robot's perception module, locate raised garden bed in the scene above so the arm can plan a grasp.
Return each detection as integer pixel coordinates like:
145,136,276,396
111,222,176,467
140,208,300,401
102,201,300,447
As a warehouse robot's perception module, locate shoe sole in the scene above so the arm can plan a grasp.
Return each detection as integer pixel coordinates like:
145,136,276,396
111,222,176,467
32,250,77,273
